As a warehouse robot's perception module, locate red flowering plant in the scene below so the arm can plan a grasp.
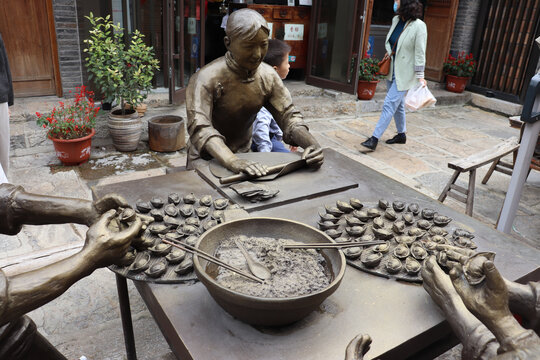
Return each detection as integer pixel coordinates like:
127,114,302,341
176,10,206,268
36,86,99,140
358,56,382,81
443,52,477,78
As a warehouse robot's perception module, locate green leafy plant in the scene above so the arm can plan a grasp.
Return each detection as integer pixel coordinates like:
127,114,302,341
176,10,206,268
36,86,99,140
358,57,381,81
83,13,160,115
443,52,477,78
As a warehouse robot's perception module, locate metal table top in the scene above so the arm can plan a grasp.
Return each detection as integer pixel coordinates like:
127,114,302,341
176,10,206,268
93,150,540,360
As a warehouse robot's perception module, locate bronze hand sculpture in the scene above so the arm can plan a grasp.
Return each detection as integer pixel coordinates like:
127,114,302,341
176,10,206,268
422,252,540,359
185,8,323,175
0,183,142,359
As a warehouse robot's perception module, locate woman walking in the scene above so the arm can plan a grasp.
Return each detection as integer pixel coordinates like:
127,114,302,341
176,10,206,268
360,0,427,151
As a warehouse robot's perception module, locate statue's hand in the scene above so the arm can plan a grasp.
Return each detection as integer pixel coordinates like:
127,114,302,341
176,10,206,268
450,260,511,324
345,334,372,360
421,256,462,310
228,158,268,177
83,209,142,268
301,146,324,168
87,194,130,225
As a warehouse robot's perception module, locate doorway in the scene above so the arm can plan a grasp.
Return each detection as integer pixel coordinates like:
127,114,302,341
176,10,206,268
305,0,366,94
0,0,61,97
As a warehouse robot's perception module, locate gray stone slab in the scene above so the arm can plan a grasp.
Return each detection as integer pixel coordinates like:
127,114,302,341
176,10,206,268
196,149,358,212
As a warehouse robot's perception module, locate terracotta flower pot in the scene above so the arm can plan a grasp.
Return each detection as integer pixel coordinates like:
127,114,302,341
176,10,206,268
148,115,186,152
446,75,470,93
108,109,142,152
357,80,379,100
50,129,95,166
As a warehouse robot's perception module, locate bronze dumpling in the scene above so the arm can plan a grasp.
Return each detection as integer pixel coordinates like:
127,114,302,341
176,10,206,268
168,193,181,205
384,208,397,221
148,242,172,256
334,236,350,243
184,217,200,227
175,255,194,275
411,244,427,260
150,197,164,208
179,204,194,217
345,225,367,237
183,193,197,204
163,215,182,228
407,203,420,215
404,257,421,275
433,215,452,227
395,235,416,246
367,208,381,218
318,221,339,230
119,208,136,223
349,198,364,210
392,220,406,234
358,234,375,242
325,229,343,239
165,248,186,264
145,259,168,278
392,201,406,212
361,251,383,268
453,228,475,239
196,206,210,218
416,219,432,230
336,200,354,213
408,227,426,239
421,208,436,220
199,195,213,207
164,204,179,217
213,198,229,210
373,242,390,254
372,227,393,240
148,223,170,235
319,211,339,223
352,210,371,222
128,252,151,272
429,226,448,236
149,209,164,222
136,200,152,213
372,216,385,229
325,204,344,217
393,243,410,259
345,215,363,227
183,235,199,247
203,220,218,231
463,252,496,285
378,199,389,210
344,246,362,259
401,212,415,225
385,256,402,274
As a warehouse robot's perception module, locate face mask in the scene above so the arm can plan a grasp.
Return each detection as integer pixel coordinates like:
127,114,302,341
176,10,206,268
393,2,398,12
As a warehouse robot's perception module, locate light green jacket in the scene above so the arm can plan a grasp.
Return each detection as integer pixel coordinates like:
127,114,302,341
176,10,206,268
385,16,427,91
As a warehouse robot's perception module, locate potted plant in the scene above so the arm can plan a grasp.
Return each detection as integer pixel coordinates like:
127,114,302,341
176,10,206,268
83,13,160,151
36,86,99,165
357,57,381,100
443,52,477,93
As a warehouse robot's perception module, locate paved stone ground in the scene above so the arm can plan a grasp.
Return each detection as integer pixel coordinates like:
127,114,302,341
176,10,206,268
1,85,538,359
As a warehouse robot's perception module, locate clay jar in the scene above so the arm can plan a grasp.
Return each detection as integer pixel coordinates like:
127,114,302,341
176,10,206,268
148,115,186,152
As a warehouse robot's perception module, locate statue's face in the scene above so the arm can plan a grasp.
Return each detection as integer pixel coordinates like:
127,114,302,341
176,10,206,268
227,28,269,71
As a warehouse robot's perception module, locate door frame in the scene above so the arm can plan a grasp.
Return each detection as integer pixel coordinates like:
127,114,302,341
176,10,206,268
305,0,366,94
166,0,206,104
46,0,62,97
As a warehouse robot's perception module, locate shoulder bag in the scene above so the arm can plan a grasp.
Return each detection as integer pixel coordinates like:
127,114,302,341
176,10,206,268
378,21,410,76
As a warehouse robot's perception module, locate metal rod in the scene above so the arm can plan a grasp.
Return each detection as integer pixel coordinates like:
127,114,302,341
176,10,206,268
115,274,137,360
219,162,289,184
283,241,385,250
161,239,264,283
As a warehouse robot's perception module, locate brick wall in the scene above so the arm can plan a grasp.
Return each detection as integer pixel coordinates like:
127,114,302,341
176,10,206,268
52,0,83,97
449,0,481,56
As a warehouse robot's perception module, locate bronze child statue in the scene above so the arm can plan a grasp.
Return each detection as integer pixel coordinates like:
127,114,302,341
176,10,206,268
186,8,323,176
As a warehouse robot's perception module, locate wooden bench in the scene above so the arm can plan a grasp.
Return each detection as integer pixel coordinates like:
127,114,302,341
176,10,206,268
438,137,520,216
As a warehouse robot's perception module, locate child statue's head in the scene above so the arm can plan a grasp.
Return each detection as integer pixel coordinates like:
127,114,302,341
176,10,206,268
225,9,270,72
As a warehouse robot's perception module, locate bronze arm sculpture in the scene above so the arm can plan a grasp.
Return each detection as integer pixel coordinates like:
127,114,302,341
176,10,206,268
0,183,142,359
185,9,323,176
422,249,540,359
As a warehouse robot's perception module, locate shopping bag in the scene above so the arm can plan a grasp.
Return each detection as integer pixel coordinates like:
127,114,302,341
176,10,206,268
404,83,437,111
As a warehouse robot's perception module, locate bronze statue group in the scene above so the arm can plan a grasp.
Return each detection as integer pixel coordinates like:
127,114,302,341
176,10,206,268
0,6,539,359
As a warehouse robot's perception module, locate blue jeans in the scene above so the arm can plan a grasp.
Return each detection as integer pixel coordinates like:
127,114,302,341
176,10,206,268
372,73,407,139
251,136,290,153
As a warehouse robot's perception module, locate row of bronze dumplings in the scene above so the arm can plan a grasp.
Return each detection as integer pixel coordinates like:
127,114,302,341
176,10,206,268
112,193,234,280
315,198,476,280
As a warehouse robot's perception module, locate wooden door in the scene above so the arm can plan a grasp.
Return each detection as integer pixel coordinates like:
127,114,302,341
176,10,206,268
424,0,459,81
306,0,366,94
0,0,61,97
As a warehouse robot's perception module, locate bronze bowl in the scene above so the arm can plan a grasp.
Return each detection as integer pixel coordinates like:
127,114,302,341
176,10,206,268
193,217,346,326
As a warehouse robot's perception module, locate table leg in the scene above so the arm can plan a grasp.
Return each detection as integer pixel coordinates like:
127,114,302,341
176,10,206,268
116,274,137,360
497,121,540,233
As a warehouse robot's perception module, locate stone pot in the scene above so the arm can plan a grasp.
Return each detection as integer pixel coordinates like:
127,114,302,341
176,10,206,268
108,109,141,152
446,75,469,93
148,115,186,152
357,80,379,100
50,129,95,165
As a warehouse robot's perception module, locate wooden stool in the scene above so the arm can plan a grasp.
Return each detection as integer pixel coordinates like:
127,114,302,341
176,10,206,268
438,137,519,216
